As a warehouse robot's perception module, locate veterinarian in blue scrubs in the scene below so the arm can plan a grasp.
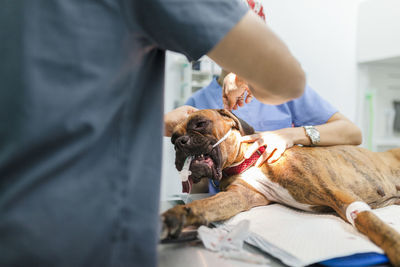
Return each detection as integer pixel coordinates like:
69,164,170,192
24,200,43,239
0,1,306,266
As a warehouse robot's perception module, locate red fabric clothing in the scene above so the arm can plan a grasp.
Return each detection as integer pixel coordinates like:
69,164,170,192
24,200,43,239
245,0,266,21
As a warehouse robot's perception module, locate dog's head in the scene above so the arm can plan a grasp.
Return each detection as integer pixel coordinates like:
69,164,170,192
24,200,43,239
171,109,254,189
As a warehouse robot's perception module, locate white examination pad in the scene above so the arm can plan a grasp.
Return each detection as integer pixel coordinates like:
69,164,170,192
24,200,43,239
222,204,400,267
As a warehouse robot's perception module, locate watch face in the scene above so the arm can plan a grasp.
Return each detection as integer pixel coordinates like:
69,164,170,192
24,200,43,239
310,129,317,137
305,126,320,145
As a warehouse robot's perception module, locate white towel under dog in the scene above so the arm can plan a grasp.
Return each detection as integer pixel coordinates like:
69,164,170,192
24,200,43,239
222,204,400,267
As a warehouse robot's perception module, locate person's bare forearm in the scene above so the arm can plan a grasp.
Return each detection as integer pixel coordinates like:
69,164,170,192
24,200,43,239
291,113,362,146
312,118,362,146
207,11,305,105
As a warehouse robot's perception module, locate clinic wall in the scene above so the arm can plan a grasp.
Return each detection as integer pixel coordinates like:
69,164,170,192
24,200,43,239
357,0,400,62
161,52,183,201
261,0,359,122
161,0,360,200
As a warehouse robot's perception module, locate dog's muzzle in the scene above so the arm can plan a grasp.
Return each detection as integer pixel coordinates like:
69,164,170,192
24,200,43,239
176,129,232,193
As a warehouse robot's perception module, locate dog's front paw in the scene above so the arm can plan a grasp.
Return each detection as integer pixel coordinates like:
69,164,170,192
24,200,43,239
160,205,190,240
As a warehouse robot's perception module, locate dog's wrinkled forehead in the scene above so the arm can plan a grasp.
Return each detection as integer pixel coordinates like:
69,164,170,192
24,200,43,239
171,109,254,144
171,110,218,144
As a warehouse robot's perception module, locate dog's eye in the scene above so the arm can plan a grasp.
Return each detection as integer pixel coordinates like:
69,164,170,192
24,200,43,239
195,120,208,130
187,118,211,133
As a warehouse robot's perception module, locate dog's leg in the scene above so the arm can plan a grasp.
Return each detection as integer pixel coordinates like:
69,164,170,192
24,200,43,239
354,211,400,266
161,180,269,239
329,192,400,266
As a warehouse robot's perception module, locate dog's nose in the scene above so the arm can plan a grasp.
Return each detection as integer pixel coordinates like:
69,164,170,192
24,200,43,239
176,136,190,148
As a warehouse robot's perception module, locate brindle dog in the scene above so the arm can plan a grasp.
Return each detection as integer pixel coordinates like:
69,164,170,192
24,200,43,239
161,109,400,266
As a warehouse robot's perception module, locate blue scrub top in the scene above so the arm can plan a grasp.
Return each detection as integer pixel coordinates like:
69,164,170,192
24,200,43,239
186,77,337,131
185,77,338,194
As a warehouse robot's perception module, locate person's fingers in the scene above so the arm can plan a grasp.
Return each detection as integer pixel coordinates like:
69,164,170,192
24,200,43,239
245,93,253,104
237,97,244,107
187,106,198,113
184,106,198,115
244,143,258,159
224,95,234,110
223,83,248,110
223,96,229,109
228,93,240,110
255,149,273,167
240,133,260,143
267,146,285,164
223,95,232,109
230,93,246,109
244,138,264,158
265,144,276,155
222,83,232,109
255,143,277,167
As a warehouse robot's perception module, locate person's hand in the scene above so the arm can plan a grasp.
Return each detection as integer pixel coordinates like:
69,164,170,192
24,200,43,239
164,105,198,137
241,128,295,166
222,73,253,110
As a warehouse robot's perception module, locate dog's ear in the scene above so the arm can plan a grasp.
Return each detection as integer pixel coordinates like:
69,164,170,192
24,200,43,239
217,109,255,136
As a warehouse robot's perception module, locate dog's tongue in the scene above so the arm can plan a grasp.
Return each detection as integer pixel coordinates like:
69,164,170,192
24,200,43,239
182,177,193,194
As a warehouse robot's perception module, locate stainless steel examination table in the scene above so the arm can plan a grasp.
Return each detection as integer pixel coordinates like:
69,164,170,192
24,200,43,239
158,194,286,267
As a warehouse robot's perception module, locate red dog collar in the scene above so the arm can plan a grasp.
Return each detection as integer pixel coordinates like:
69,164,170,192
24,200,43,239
223,146,266,176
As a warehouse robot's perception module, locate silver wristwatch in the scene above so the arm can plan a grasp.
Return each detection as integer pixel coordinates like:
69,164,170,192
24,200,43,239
303,126,320,146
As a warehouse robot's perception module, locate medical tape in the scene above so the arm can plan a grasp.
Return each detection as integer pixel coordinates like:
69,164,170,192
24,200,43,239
345,201,371,227
212,128,232,148
180,156,193,182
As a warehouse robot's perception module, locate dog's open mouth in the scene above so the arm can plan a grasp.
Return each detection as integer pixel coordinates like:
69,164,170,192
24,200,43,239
180,151,222,193
190,154,215,180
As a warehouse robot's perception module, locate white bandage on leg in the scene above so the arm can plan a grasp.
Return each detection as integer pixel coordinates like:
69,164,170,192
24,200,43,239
345,201,371,227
